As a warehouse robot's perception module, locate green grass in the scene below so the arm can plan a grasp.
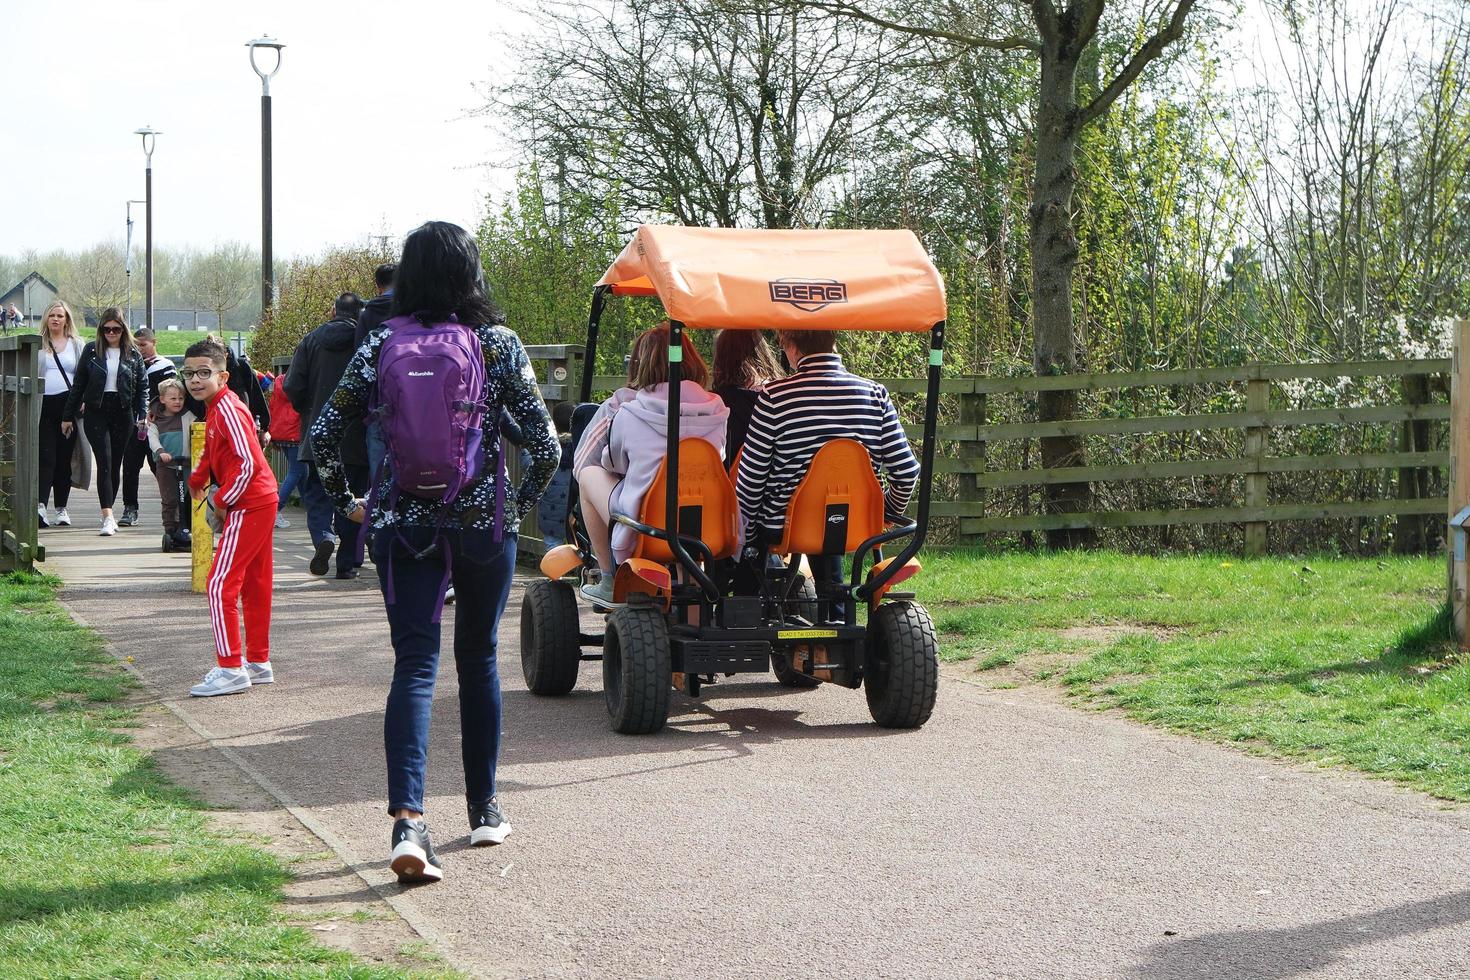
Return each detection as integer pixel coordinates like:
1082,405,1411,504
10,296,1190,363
0,570,431,977
916,550,1469,800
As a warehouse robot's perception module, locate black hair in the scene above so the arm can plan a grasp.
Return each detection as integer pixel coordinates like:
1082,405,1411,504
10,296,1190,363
392,221,503,326
551,400,575,434
335,292,364,319
185,338,229,369
375,263,397,290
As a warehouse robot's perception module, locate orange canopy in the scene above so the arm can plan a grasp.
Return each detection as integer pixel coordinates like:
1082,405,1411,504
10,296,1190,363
596,225,946,332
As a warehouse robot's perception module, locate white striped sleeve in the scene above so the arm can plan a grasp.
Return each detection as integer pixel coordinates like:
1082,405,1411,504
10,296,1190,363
216,401,257,507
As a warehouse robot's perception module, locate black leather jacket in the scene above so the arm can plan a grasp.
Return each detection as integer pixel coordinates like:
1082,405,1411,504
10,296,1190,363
61,342,147,424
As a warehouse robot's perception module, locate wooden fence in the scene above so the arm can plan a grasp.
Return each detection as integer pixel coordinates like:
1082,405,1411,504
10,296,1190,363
0,335,43,570
523,344,1452,557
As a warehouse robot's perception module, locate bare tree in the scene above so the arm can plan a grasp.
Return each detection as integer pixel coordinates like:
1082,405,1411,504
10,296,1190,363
487,0,914,230
189,243,256,333
809,0,1197,546
70,243,130,321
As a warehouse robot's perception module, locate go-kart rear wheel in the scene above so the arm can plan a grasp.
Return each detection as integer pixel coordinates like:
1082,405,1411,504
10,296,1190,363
520,580,581,695
603,603,671,734
864,600,939,729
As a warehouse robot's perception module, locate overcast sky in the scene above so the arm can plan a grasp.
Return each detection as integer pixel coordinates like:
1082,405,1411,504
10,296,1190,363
7,0,523,258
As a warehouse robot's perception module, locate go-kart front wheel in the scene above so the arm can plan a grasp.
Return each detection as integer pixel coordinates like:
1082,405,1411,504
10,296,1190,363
603,603,671,734
864,600,939,729
520,579,581,695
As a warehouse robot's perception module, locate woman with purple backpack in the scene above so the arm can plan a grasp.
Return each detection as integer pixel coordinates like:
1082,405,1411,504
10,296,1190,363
311,220,558,884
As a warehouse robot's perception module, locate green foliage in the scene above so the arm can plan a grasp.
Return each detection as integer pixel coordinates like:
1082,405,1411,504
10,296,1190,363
0,572,417,977
252,245,387,366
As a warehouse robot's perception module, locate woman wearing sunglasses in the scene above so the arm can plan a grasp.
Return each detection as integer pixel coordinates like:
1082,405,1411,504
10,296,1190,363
61,308,147,535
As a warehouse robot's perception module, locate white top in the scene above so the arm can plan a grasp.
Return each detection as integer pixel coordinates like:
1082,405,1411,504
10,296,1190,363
40,337,81,396
104,348,120,392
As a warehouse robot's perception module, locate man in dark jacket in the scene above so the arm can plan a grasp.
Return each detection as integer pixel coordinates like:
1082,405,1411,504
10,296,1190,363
286,292,365,578
353,263,395,348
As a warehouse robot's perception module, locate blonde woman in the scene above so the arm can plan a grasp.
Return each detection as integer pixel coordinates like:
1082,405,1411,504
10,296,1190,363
38,301,85,527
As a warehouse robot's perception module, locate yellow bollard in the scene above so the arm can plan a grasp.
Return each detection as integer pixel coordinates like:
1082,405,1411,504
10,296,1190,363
190,421,212,593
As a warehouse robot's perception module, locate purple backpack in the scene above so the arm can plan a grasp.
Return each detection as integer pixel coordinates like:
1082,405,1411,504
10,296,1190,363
375,314,488,503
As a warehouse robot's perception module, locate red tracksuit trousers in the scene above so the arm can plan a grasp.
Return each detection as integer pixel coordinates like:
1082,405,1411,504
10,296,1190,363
209,501,274,668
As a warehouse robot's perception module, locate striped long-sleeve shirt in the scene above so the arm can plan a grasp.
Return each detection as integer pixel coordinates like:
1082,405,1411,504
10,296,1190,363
736,353,919,535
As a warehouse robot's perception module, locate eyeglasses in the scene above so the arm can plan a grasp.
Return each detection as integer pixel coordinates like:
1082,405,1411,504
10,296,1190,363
103,326,123,334
180,368,217,381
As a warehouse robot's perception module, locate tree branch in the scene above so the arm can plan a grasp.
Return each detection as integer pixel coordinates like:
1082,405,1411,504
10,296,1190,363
803,0,1041,53
1078,0,1196,127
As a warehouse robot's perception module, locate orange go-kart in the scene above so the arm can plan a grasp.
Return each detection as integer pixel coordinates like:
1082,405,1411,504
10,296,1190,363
521,225,947,734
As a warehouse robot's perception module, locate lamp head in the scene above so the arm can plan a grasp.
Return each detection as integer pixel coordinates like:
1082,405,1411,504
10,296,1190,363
134,126,160,161
247,36,285,92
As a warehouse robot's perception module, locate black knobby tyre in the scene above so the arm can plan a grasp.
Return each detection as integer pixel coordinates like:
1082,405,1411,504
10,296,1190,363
603,604,671,734
773,577,821,688
520,580,581,695
864,600,939,729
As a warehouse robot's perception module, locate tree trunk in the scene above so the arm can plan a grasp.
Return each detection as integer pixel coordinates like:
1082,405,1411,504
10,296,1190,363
1029,36,1096,548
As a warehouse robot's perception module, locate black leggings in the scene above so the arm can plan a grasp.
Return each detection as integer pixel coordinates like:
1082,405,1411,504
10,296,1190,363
83,393,132,510
38,393,76,508
121,429,154,509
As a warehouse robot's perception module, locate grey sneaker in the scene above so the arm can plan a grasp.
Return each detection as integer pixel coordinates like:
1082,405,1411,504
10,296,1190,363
189,666,250,697
580,575,621,608
119,506,139,527
245,661,274,685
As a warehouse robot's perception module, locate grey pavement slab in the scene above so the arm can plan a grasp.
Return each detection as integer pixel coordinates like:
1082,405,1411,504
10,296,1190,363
47,480,1470,979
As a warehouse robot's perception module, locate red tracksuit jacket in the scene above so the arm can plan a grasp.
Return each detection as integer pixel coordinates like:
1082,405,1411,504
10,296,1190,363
189,385,278,510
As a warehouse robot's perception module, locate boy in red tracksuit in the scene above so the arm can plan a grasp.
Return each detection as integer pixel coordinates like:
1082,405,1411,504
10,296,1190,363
183,339,280,697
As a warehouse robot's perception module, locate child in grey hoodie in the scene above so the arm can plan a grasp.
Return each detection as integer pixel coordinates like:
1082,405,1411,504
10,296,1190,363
147,377,196,551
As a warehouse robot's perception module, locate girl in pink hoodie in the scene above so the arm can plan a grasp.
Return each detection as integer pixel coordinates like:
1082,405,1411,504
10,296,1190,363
574,324,727,605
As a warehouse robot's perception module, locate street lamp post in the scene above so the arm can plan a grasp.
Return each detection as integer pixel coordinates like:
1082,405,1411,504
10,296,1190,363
134,128,160,332
247,36,285,326
125,199,145,327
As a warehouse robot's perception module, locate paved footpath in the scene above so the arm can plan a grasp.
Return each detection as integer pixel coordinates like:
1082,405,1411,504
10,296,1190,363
47,482,1470,978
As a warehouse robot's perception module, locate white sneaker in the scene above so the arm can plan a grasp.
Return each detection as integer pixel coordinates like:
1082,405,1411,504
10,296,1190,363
274,513,291,529
55,508,71,526
37,503,47,526
189,666,250,697
444,586,456,604
245,661,275,685
99,516,118,536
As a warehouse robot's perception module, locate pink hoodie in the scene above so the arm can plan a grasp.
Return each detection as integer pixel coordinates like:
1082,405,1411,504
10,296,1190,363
605,380,728,563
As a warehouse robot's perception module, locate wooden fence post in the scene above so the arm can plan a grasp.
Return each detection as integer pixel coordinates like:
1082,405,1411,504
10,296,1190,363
957,387,986,545
17,336,40,568
1243,371,1270,556
1449,320,1470,613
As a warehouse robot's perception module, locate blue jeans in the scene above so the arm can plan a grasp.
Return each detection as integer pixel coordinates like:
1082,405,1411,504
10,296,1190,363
277,443,308,509
376,525,517,814
298,462,338,547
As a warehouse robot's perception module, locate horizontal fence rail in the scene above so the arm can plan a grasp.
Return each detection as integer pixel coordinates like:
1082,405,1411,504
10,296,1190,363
523,344,1450,556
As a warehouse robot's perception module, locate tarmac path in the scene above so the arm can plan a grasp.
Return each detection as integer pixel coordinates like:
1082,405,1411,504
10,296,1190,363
48,482,1470,978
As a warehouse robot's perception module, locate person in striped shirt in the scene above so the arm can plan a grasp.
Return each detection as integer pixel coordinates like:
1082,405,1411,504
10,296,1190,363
735,330,920,607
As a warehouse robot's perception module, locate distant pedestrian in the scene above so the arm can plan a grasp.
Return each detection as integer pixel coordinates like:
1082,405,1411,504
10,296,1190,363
119,325,178,528
61,308,147,536
284,292,366,577
268,368,306,529
311,220,557,884
184,339,278,697
37,300,85,528
147,377,194,552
